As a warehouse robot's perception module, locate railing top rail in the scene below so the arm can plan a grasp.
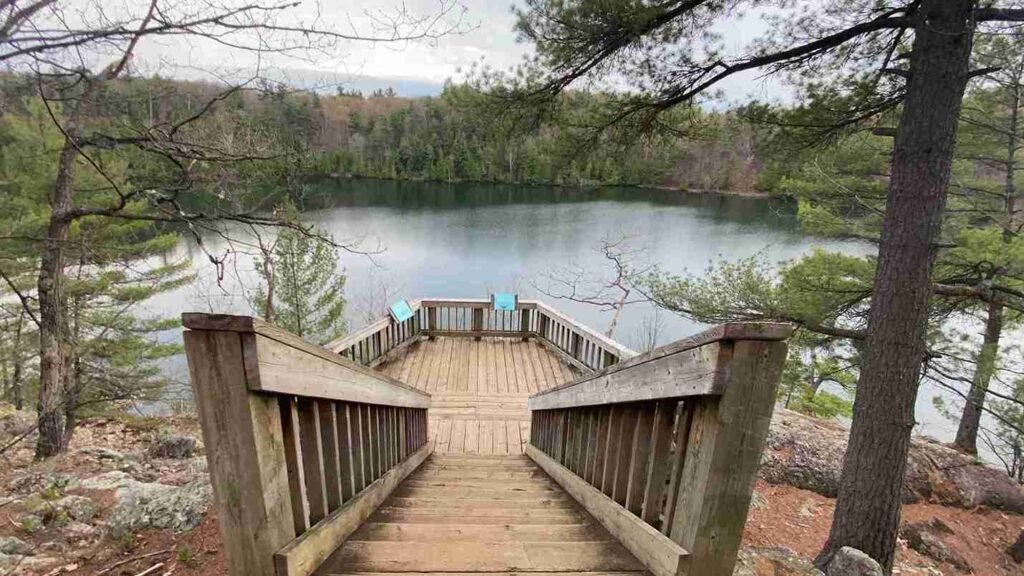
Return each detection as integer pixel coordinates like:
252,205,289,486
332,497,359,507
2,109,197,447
414,297,636,355
529,321,794,410
324,299,423,353
182,313,430,406
532,300,637,359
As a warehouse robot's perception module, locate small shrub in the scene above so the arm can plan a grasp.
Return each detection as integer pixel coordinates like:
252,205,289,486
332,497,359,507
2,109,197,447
116,531,136,552
177,545,195,565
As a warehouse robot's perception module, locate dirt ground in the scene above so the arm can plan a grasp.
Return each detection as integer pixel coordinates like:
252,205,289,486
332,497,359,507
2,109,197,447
744,480,1024,575
3,415,1024,575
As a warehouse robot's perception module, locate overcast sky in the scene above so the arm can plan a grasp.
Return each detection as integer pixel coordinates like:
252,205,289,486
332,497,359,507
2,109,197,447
131,0,788,103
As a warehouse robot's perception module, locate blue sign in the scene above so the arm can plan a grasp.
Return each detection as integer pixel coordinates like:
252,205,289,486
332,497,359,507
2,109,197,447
389,300,415,323
492,293,517,311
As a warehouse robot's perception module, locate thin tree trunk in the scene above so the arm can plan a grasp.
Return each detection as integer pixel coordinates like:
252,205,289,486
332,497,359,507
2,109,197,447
955,300,1004,453
35,110,81,459
817,0,975,572
11,308,24,410
955,56,1019,454
605,289,628,338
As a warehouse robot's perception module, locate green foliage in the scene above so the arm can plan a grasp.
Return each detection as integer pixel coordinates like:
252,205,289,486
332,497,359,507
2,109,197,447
250,222,348,345
0,95,193,420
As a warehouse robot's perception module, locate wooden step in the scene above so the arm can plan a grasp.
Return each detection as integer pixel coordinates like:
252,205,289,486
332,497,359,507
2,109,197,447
323,572,643,576
400,478,559,491
418,461,537,471
318,541,646,572
385,497,577,510
371,509,586,525
349,522,609,542
412,468,543,480
392,486,571,501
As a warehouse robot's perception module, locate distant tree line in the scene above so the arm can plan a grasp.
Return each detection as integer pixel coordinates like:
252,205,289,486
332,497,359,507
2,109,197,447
0,74,763,192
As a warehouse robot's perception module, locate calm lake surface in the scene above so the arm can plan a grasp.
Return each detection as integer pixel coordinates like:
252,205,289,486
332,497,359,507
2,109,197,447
148,180,957,442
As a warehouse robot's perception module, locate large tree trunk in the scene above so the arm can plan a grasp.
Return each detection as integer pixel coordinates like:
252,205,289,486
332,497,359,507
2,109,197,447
816,0,975,572
954,300,1004,453
35,132,79,459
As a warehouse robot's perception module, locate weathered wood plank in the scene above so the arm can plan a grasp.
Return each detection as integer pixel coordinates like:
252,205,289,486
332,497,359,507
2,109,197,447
241,333,430,408
532,322,795,404
529,342,725,411
641,400,677,527
274,442,433,576
527,444,690,576
184,330,296,576
669,340,787,576
625,404,656,516
319,541,643,573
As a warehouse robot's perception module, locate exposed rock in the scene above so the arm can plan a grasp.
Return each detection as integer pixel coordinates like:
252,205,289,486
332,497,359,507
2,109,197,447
56,495,96,522
81,471,211,536
733,546,823,576
0,537,31,556
1008,530,1024,563
6,472,78,496
761,409,1024,512
825,547,883,576
15,513,44,534
78,446,128,461
148,435,197,459
61,521,101,546
902,521,972,572
0,552,57,576
80,470,134,490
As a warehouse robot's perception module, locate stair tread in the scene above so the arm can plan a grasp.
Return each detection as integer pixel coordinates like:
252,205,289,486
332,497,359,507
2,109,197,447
317,541,646,573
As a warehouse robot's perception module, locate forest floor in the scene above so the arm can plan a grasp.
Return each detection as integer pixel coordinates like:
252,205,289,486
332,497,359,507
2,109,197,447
0,410,1021,575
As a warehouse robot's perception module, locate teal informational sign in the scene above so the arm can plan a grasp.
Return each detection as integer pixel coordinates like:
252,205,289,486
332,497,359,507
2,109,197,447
389,300,415,323
492,293,517,311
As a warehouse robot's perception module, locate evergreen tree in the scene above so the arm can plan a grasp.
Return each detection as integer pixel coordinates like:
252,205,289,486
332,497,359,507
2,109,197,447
250,226,348,346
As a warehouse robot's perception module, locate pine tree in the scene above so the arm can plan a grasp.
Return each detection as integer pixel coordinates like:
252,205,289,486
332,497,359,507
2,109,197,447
250,226,348,345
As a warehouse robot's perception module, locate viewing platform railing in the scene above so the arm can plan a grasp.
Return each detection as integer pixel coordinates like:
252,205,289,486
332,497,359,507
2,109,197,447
526,322,793,576
183,314,432,576
327,297,637,373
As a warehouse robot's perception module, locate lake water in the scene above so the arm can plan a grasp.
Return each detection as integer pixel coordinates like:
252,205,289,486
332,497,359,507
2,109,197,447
147,180,957,442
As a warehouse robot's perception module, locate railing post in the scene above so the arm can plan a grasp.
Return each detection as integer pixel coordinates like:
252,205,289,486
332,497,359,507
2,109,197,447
668,339,788,575
184,329,296,576
472,308,483,340
427,306,437,339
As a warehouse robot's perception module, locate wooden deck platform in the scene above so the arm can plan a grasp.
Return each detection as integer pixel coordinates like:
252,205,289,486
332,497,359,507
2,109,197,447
374,337,579,455
315,453,646,576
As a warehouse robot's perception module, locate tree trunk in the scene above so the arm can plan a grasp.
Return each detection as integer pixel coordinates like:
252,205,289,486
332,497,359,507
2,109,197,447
11,308,24,410
816,0,975,572
35,123,80,459
605,289,629,338
954,48,1019,455
954,300,1004,453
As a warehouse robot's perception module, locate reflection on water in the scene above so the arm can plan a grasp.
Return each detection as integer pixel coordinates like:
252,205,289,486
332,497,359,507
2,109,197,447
147,180,955,444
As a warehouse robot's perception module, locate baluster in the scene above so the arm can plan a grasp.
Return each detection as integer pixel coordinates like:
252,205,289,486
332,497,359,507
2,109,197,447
318,401,343,512
661,402,693,535
280,397,311,533
625,402,656,515
297,398,328,524
641,400,678,528
336,403,355,502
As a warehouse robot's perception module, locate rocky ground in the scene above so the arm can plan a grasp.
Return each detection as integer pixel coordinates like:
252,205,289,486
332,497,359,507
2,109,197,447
0,406,1022,575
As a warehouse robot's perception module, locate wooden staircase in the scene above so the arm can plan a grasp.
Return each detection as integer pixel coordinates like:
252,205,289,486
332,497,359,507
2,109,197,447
184,304,791,576
315,453,646,575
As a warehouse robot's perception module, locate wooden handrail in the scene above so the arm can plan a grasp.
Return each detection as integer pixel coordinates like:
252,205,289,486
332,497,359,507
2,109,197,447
526,322,793,576
183,313,433,576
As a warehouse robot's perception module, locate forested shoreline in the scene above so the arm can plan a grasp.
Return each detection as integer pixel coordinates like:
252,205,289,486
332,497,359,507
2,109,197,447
0,74,764,194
